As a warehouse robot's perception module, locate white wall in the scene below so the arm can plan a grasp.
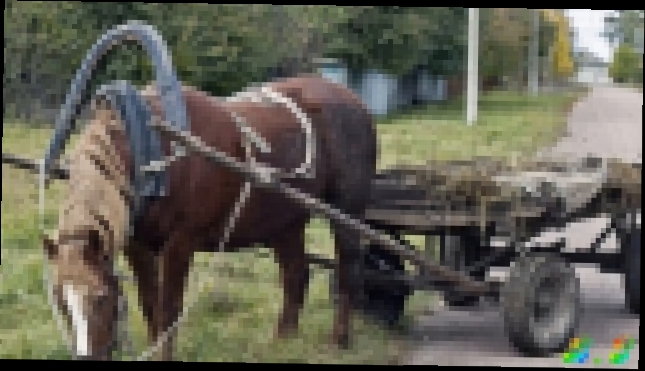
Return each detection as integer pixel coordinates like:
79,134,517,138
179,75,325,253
576,65,611,85
357,70,399,116
318,65,348,87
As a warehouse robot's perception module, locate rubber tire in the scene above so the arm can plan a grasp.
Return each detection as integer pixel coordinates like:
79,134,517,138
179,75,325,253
439,234,487,308
501,253,581,357
618,212,640,315
330,243,411,328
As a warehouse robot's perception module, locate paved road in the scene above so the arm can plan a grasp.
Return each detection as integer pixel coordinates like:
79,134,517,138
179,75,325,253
405,86,641,368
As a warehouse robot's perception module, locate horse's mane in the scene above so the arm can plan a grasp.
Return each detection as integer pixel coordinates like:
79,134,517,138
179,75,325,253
56,99,131,255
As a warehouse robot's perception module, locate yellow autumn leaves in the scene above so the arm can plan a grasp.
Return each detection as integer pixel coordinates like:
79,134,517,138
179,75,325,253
542,10,575,80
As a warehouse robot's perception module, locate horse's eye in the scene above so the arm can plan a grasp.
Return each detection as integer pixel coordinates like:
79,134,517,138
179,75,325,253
94,291,108,307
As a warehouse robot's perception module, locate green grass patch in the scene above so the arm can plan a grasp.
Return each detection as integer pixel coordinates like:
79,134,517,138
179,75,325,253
1,88,584,362
376,89,586,169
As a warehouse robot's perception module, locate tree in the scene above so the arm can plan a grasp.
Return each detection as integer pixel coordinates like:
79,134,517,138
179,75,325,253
412,7,468,77
603,10,644,85
609,44,642,83
546,10,575,82
475,9,559,90
479,8,531,89
3,4,482,118
4,1,89,118
262,5,354,78
603,10,644,48
324,7,467,77
4,3,298,100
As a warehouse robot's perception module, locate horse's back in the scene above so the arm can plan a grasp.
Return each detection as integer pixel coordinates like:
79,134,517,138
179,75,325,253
135,75,376,250
269,76,378,208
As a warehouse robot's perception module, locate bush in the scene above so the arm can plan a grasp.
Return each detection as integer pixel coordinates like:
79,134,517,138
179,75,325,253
609,44,643,84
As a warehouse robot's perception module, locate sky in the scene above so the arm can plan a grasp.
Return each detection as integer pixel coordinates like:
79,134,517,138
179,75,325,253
565,9,615,62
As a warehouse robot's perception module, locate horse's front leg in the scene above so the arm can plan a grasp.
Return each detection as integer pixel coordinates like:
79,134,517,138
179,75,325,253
270,224,310,338
153,233,194,361
123,242,159,353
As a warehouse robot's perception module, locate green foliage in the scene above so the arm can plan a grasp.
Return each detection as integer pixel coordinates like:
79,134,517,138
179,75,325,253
609,44,643,84
603,11,644,48
479,8,531,86
325,7,467,77
6,4,458,104
4,4,512,110
478,9,564,88
604,11,643,85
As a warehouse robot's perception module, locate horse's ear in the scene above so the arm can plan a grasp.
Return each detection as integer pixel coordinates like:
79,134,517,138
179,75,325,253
42,234,58,259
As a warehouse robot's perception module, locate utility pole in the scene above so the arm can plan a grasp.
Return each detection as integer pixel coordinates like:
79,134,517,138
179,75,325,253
466,8,479,126
529,9,540,95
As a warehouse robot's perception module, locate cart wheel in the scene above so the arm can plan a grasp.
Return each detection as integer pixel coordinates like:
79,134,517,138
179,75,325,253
438,234,487,308
617,211,640,315
501,253,581,357
330,242,412,328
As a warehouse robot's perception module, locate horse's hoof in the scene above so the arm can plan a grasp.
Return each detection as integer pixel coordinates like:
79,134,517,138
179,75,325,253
330,333,350,350
274,324,297,340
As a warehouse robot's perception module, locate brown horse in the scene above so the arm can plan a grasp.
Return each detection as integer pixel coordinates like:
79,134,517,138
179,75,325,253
42,75,378,360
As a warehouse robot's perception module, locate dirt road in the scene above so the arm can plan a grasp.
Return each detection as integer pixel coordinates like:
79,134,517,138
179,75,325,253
405,86,641,368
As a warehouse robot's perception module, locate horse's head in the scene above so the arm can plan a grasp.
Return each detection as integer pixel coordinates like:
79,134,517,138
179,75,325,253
42,227,121,360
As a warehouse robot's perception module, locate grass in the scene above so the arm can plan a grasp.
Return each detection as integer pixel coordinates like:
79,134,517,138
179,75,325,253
1,88,585,362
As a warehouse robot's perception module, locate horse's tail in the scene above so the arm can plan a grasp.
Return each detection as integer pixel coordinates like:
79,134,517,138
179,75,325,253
57,101,132,254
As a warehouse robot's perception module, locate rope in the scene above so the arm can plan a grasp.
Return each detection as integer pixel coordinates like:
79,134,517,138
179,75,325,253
113,271,135,358
228,86,315,179
38,158,74,354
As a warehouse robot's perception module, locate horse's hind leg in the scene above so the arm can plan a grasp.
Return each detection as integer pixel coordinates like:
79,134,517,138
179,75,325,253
324,103,377,348
269,223,310,339
329,218,363,348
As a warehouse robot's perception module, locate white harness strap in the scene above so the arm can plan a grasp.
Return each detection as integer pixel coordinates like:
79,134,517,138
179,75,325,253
213,84,320,246
215,129,254,251
225,85,316,179
142,84,317,180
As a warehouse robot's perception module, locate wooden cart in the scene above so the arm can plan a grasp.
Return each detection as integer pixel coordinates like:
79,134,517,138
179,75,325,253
341,155,640,356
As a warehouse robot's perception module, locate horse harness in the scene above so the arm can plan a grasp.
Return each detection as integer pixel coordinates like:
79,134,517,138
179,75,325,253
102,82,317,360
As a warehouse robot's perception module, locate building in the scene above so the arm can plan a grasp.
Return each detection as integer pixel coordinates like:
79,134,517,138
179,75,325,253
315,58,448,116
573,49,611,86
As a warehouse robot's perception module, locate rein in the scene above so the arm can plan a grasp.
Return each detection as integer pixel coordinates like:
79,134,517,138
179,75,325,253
39,159,74,354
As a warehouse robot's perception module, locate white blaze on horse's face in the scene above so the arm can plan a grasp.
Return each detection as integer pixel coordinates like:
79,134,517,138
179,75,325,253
43,230,119,360
62,284,91,356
